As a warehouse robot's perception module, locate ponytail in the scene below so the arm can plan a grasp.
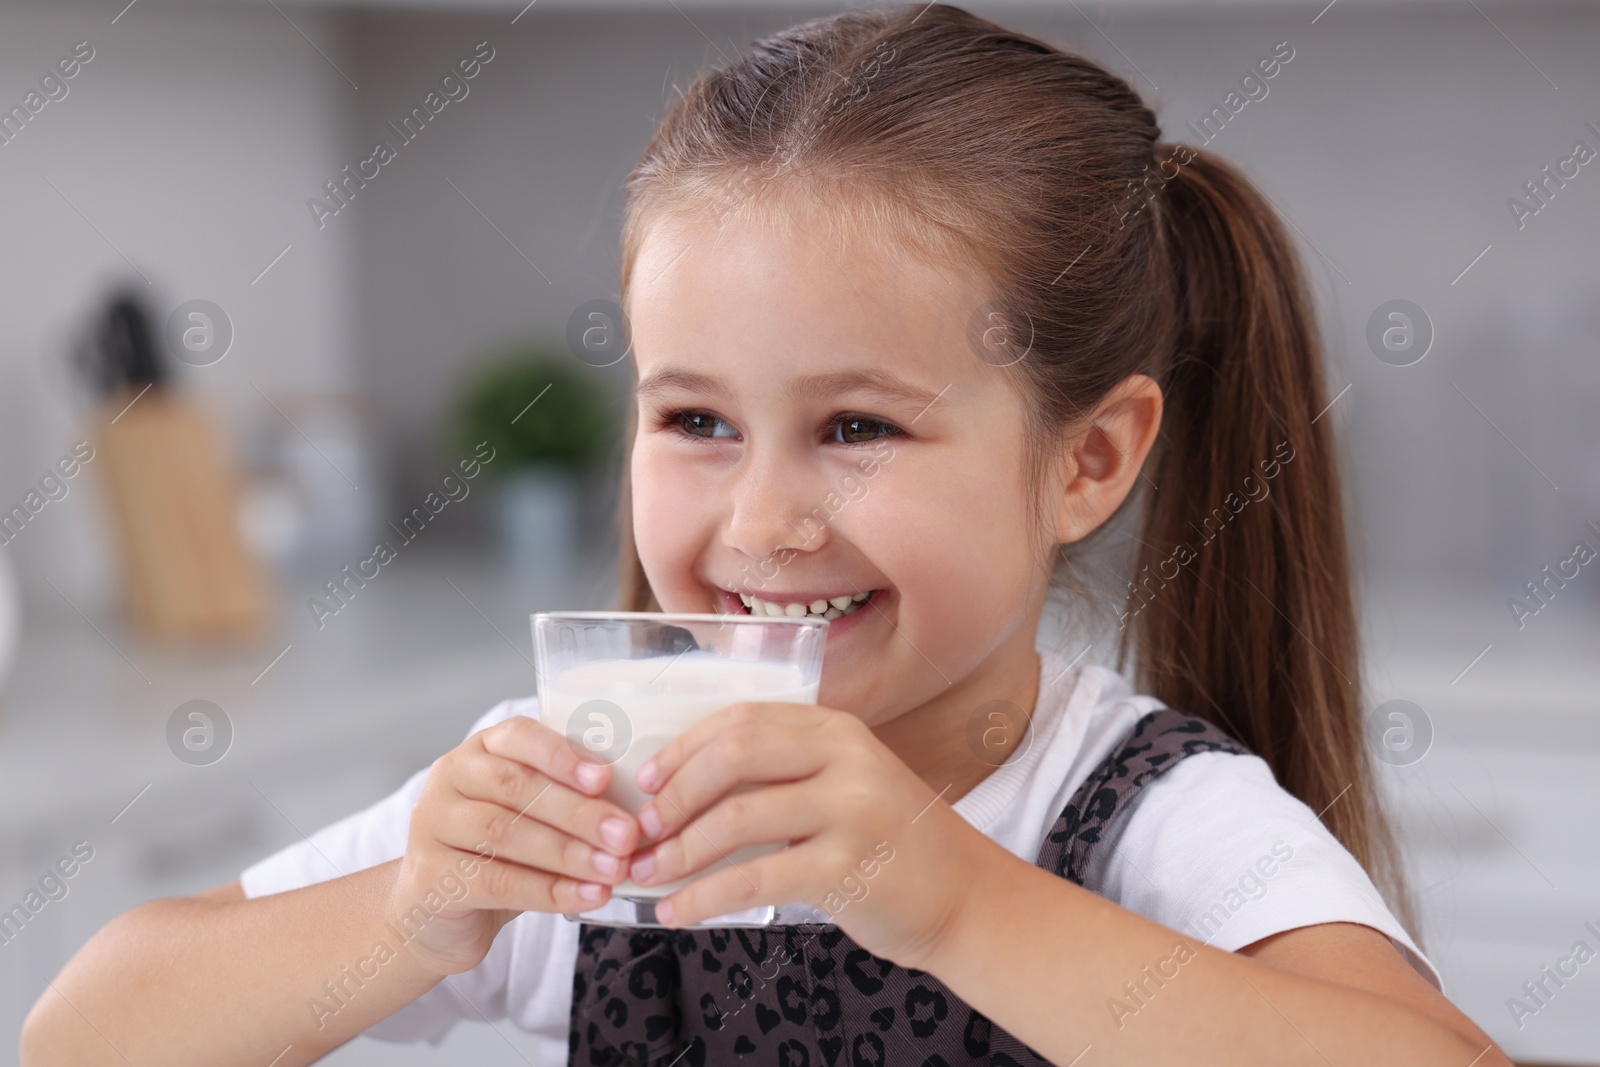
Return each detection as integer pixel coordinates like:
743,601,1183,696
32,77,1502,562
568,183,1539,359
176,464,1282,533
1127,146,1413,934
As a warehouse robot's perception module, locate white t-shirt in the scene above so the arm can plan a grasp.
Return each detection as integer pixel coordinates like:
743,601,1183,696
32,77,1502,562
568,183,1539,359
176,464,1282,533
240,645,1440,1060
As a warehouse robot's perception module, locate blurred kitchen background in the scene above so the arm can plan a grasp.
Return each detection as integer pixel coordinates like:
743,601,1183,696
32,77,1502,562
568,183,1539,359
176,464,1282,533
0,0,1596,1063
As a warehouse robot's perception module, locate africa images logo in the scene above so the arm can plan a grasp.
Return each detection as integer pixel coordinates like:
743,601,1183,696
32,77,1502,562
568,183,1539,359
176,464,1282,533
306,41,496,230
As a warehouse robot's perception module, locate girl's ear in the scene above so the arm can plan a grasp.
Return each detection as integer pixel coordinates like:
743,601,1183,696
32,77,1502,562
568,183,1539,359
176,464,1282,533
1051,373,1163,544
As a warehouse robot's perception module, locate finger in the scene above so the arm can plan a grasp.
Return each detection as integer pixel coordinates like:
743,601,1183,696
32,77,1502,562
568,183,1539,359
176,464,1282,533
636,702,829,797
454,845,614,914
654,840,834,928
477,715,612,797
441,798,632,885
639,721,828,842
453,749,640,855
632,781,821,889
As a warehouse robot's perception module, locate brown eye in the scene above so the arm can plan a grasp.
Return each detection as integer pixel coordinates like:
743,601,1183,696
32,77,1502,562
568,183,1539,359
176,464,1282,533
673,411,736,439
831,415,900,445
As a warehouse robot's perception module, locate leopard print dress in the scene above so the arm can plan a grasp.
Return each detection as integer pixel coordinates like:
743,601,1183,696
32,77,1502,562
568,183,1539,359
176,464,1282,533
568,707,1250,1066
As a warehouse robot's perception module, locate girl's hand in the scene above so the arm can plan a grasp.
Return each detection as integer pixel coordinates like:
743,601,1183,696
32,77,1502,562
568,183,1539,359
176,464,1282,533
627,702,989,969
389,716,642,976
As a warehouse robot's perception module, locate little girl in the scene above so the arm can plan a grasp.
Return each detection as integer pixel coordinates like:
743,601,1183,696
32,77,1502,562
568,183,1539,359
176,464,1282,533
26,5,1507,1065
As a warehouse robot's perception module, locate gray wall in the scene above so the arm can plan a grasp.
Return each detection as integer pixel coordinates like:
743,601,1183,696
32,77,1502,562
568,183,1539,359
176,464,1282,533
341,1,1600,603
0,0,363,608
3,0,1596,610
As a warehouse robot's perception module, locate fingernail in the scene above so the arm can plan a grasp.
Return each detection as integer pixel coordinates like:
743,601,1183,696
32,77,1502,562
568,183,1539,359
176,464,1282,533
578,882,604,902
656,898,674,923
577,762,606,792
631,851,655,883
591,849,619,876
600,817,630,850
637,760,659,791
640,805,663,841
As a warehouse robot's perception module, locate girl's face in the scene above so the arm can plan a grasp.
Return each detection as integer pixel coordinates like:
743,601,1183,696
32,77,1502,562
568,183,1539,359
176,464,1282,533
626,198,1055,724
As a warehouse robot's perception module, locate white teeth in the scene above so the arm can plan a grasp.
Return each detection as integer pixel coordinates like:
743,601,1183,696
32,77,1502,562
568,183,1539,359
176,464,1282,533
740,590,875,619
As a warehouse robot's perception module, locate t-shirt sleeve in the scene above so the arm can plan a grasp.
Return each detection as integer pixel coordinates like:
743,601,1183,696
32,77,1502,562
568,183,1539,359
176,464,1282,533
238,697,540,1045
1079,750,1443,992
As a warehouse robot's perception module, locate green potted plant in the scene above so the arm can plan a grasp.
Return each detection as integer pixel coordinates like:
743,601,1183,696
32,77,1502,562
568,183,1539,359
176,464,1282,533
456,342,615,581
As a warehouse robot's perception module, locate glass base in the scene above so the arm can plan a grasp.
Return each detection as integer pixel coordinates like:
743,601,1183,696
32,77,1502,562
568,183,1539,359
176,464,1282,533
563,896,777,929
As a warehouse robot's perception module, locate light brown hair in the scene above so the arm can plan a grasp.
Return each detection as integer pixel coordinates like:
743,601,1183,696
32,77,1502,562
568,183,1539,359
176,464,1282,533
610,4,1412,935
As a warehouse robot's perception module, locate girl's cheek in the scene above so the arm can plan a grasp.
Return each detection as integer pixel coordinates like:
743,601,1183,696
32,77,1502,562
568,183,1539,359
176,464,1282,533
631,452,709,601
867,475,1033,640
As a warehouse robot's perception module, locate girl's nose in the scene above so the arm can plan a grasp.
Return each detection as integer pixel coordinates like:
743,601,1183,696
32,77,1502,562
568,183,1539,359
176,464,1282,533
721,450,832,565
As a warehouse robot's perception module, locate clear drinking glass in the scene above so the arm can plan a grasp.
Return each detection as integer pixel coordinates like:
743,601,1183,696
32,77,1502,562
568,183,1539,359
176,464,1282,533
531,611,828,929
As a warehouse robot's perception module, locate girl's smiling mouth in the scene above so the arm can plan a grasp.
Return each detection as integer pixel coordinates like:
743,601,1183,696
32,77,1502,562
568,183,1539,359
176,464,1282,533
713,586,882,621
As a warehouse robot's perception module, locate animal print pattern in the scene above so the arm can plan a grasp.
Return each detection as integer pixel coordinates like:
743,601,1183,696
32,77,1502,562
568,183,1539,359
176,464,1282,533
568,707,1251,1066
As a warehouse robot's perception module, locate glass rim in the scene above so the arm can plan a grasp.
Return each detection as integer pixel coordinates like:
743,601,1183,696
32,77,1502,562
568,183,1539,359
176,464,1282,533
531,610,828,628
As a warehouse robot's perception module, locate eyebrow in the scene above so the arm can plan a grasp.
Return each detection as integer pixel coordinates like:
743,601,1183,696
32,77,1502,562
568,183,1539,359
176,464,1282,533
634,366,943,408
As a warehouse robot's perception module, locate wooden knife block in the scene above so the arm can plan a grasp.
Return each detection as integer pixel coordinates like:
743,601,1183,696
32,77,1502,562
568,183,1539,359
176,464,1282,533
93,389,272,640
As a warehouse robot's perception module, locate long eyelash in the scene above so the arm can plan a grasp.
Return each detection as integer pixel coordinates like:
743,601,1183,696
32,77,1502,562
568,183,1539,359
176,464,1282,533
650,408,692,432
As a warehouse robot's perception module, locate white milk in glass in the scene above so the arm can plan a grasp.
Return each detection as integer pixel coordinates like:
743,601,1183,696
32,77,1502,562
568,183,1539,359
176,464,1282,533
541,651,818,899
